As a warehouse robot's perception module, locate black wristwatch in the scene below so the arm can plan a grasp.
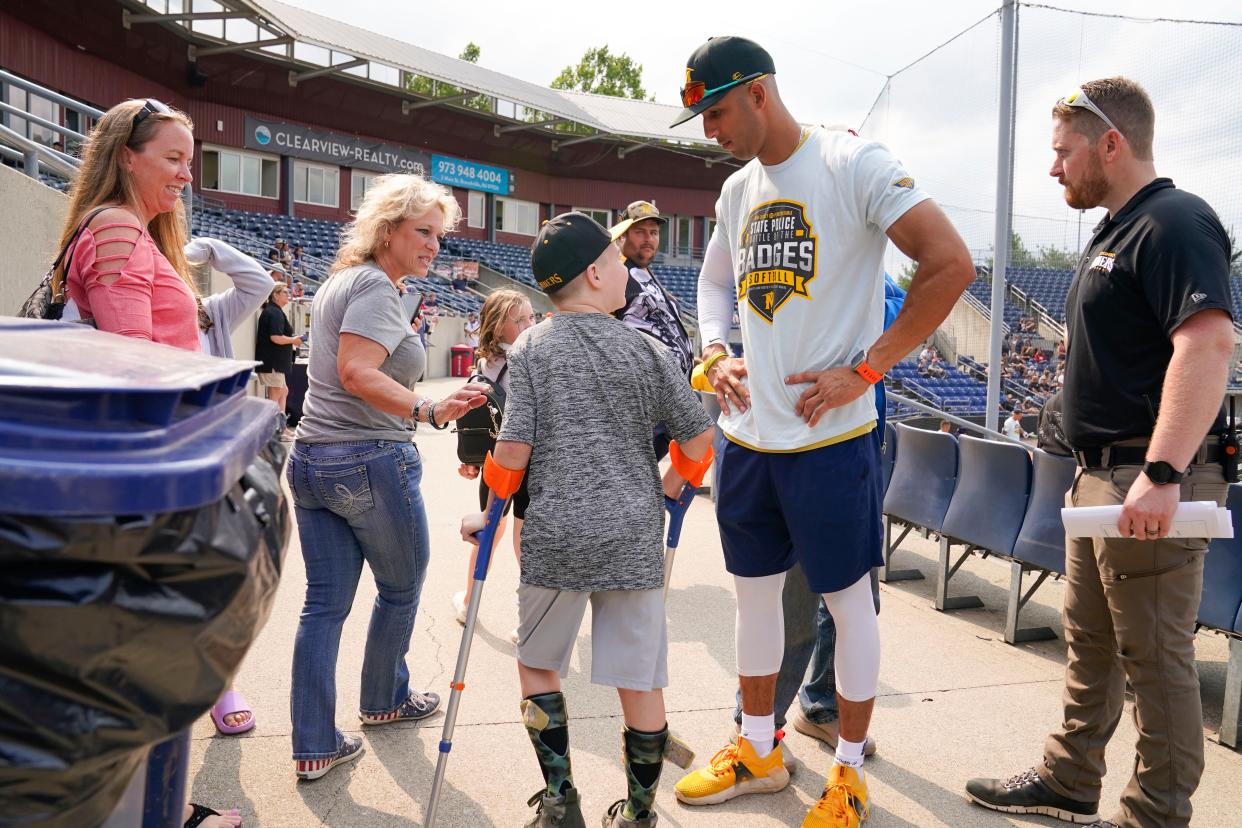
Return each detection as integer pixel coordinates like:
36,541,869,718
1142,460,1186,486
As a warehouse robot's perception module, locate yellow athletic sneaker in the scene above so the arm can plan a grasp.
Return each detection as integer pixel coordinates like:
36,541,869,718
674,736,790,806
802,764,870,827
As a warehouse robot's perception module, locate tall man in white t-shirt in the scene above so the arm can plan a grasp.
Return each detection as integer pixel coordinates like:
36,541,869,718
669,36,974,827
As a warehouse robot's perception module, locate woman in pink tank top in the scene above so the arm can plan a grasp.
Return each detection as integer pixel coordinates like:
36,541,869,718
53,99,243,828
57,98,204,352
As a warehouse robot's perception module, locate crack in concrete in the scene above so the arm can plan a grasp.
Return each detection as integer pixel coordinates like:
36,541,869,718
422,606,449,690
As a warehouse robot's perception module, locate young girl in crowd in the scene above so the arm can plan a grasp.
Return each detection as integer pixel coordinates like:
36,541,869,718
451,289,534,642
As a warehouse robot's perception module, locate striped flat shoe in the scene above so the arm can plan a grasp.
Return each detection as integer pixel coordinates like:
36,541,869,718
294,734,364,781
359,690,441,726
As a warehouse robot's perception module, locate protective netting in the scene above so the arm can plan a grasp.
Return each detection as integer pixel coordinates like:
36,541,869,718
861,4,1242,333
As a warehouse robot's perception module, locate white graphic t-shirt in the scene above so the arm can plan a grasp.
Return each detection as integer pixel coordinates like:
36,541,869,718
698,128,929,451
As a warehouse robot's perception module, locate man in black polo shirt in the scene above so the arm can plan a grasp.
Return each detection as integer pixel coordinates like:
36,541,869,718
967,77,1235,828
610,200,695,460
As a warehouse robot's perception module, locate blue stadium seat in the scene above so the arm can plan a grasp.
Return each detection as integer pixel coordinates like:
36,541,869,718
881,423,958,583
1199,483,1242,747
936,435,1033,612
1004,448,1078,643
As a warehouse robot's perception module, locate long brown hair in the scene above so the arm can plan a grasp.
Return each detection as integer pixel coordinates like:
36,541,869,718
476,289,530,363
55,98,196,297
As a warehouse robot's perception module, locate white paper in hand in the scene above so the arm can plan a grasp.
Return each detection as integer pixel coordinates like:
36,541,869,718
1061,501,1233,539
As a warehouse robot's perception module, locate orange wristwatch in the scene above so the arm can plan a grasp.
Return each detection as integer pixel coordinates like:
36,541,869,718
850,351,883,385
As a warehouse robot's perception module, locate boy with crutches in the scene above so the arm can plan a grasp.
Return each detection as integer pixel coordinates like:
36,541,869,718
461,212,715,827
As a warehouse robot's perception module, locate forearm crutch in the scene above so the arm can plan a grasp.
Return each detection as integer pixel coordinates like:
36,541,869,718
425,452,524,828
663,440,714,596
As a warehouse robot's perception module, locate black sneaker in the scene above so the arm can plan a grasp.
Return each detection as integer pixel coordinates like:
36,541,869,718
524,787,587,828
965,767,1100,823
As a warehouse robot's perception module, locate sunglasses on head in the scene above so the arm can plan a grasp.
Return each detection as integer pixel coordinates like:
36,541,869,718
680,72,768,109
132,98,172,130
1058,88,1125,140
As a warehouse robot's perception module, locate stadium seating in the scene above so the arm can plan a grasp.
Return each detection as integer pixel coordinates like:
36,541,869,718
964,276,1023,331
936,435,1032,611
1007,266,1074,323
881,423,958,583
889,361,992,416
1006,448,1078,643
1200,484,1242,747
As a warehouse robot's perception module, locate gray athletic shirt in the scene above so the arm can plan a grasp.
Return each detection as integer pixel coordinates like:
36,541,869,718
499,312,714,591
296,262,426,443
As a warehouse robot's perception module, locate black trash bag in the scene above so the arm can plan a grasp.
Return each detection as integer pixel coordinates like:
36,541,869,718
0,436,290,828
1036,391,1074,457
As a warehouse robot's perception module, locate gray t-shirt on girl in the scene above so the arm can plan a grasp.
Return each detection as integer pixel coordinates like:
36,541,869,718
498,312,714,592
296,263,426,443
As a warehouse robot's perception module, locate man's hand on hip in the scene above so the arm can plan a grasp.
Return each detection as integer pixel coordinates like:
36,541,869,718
1117,471,1180,539
785,367,870,427
709,356,750,416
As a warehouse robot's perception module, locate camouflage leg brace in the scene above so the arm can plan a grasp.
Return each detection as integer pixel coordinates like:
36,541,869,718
521,692,573,797
622,725,668,820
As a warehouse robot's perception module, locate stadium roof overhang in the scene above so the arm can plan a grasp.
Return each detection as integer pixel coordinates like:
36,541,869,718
118,0,734,165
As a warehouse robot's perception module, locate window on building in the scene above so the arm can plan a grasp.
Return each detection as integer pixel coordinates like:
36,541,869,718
468,190,486,230
200,146,278,198
574,207,611,227
705,217,718,241
495,196,539,236
676,216,693,256
350,170,379,211
294,161,339,207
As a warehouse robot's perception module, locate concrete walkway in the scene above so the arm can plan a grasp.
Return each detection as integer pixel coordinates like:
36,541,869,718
187,377,1242,827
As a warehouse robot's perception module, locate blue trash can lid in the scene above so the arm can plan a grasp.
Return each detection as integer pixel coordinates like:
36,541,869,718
0,318,278,516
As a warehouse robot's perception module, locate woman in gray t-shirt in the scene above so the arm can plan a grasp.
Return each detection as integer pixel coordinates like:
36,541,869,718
286,174,486,780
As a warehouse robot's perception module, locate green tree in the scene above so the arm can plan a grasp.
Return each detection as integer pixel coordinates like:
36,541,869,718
550,46,650,100
897,261,917,291
405,43,490,111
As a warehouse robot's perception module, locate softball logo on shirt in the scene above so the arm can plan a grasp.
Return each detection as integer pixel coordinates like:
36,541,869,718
735,200,817,323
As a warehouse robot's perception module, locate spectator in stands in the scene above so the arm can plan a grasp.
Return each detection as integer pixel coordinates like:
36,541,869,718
55,96,242,828
451,272,469,292
918,344,934,367
266,238,283,261
968,76,1234,828
291,278,304,299
463,311,480,349
421,290,440,317
610,200,695,459
938,419,953,433
291,243,305,272
269,265,286,284
287,173,486,781
255,284,304,441
1001,409,1026,439
677,35,974,822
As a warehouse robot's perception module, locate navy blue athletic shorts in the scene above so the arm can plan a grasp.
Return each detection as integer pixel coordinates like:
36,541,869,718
713,427,884,594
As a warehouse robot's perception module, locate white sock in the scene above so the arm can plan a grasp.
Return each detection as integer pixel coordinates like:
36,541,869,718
834,735,866,768
740,713,775,758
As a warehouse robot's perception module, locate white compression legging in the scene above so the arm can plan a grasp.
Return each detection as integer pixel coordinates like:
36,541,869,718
734,570,880,702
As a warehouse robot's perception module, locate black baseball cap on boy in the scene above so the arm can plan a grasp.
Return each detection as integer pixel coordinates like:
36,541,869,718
671,36,776,127
531,211,623,294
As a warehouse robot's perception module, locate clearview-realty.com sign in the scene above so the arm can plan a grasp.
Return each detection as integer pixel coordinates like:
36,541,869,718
245,116,429,174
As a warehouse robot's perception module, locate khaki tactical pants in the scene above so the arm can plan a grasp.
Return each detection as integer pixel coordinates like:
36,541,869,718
1037,462,1228,828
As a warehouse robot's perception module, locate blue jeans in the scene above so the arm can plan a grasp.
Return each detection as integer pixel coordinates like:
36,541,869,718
287,439,430,760
733,563,881,730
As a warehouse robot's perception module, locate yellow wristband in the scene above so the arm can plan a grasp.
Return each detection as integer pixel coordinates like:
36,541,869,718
702,351,729,376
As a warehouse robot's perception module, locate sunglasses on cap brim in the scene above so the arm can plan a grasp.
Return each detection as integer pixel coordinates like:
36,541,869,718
680,72,768,109
1058,88,1125,140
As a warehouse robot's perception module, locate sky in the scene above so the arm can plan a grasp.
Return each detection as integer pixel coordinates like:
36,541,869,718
273,0,1242,131
271,0,1242,262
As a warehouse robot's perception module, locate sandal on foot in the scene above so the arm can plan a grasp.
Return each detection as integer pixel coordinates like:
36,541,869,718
359,690,441,725
184,803,240,828
210,691,256,735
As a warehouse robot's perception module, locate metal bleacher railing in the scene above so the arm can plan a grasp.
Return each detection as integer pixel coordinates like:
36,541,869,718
0,68,99,182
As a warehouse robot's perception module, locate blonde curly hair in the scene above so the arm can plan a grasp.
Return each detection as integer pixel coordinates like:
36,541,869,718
332,174,460,274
